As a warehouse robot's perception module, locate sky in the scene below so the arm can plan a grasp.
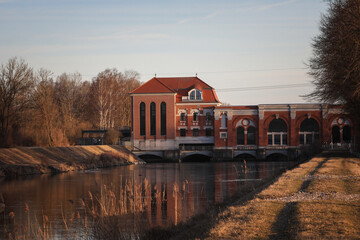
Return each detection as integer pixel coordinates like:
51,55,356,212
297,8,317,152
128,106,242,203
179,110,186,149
0,0,328,105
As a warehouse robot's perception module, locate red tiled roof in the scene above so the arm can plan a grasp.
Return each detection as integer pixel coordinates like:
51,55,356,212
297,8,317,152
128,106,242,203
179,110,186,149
130,78,175,94
131,77,220,103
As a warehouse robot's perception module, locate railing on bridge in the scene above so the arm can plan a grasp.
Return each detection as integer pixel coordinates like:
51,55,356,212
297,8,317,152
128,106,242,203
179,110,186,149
179,144,214,151
322,142,352,150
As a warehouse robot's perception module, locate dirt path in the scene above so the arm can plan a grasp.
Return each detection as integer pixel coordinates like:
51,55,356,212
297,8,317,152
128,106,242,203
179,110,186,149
205,151,360,240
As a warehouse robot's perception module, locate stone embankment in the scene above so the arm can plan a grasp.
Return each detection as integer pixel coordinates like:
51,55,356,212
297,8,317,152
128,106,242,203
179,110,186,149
0,145,144,177
205,151,360,239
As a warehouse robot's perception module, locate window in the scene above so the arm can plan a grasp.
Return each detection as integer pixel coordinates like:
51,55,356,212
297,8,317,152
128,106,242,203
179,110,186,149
237,127,245,145
189,89,202,100
299,118,319,145
206,112,212,122
268,118,287,145
150,102,156,136
332,126,340,143
161,102,166,136
247,127,256,145
206,128,212,136
193,112,198,121
140,102,145,136
221,114,227,129
343,125,351,143
180,113,186,121
220,132,227,138
180,129,186,136
193,128,199,136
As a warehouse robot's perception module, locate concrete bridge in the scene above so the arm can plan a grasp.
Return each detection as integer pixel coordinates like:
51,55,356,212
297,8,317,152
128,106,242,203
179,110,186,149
132,146,305,162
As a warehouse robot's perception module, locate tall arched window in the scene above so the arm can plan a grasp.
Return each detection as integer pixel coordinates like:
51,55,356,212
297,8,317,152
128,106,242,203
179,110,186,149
161,102,166,136
150,102,156,136
221,114,227,129
300,118,319,145
140,102,145,136
332,126,340,143
268,119,287,145
237,127,245,145
343,125,351,143
247,127,256,145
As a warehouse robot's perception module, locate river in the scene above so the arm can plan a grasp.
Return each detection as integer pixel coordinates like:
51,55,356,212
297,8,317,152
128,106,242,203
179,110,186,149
0,160,295,239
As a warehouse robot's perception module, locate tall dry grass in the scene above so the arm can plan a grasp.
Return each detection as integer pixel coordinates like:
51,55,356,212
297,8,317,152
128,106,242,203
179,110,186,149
1,178,191,240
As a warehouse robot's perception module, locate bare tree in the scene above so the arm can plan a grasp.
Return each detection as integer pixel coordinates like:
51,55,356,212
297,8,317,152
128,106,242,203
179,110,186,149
0,57,34,147
89,69,141,130
32,69,59,146
307,0,360,121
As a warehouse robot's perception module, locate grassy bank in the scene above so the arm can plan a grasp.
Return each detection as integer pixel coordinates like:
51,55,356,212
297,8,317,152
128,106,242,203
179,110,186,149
202,151,360,239
0,145,144,177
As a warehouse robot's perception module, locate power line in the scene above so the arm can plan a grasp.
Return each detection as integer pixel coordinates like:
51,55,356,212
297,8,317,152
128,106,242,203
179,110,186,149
75,67,307,77
140,67,307,76
216,83,311,92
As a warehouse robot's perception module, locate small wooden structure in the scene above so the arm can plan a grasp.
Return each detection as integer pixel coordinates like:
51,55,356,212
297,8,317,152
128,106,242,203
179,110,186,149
80,130,107,145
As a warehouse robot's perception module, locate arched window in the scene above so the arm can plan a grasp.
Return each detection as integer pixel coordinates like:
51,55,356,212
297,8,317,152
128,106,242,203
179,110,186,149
206,112,212,122
221,114,227,129
150,102,156,136
189,89,202,100
193,112,198,121
343,125,351,143
300,118,319,145
161,102,166,136
140,102,145,136
268,119,287,145
247,126,256,145
180,112,186,121
332,126,340,143
237,127,245,145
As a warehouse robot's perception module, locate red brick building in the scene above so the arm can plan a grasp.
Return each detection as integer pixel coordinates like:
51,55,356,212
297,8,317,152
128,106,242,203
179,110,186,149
130,77,357,159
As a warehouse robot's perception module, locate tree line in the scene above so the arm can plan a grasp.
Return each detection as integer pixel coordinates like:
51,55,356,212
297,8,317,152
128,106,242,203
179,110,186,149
0,57,141,147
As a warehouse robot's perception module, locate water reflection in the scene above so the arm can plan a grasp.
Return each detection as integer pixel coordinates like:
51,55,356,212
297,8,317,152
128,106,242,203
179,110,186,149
0,161,293,238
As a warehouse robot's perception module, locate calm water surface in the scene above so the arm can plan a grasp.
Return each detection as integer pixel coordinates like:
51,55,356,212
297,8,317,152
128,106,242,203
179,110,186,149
0,161,295,239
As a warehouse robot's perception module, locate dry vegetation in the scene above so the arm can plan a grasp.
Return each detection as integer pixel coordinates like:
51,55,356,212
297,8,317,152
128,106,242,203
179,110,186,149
205,151,360,240
0,145,143,177
0,57,141,148
1,179,191,240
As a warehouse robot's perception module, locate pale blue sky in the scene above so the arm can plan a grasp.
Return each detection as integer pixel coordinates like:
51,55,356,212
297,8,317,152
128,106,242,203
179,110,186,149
0,0,327,105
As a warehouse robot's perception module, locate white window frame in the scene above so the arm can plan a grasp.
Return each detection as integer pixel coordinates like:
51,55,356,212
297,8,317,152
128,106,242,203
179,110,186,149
220,132,228,139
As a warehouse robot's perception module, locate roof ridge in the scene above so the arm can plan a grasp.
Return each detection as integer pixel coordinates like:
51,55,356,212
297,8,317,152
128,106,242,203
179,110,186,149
155,77,176,92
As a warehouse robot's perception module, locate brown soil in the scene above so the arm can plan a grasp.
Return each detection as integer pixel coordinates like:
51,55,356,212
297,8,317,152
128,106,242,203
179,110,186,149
0,145,144,177
204,151,360,240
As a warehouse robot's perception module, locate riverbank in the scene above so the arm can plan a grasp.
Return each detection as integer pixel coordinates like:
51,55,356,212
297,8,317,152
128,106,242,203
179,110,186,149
201,150,360,239
0,145,144,177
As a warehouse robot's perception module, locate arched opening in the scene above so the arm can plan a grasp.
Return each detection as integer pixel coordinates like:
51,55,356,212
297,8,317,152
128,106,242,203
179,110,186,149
268,119,287,145
150,102,156,136
237,127,245,145
138,154,163,163
332,126,340,143
234,153,256,161
161,102,166,136
247,126,256,145
140,102,145,136
266,153,288,161
300,118,319,145
343,125,351,143
182,154,211,162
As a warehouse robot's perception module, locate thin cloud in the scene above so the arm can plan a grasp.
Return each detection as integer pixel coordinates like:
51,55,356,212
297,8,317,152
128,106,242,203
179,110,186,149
178,10,223,25
85,33,170,41
258,0,298,11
